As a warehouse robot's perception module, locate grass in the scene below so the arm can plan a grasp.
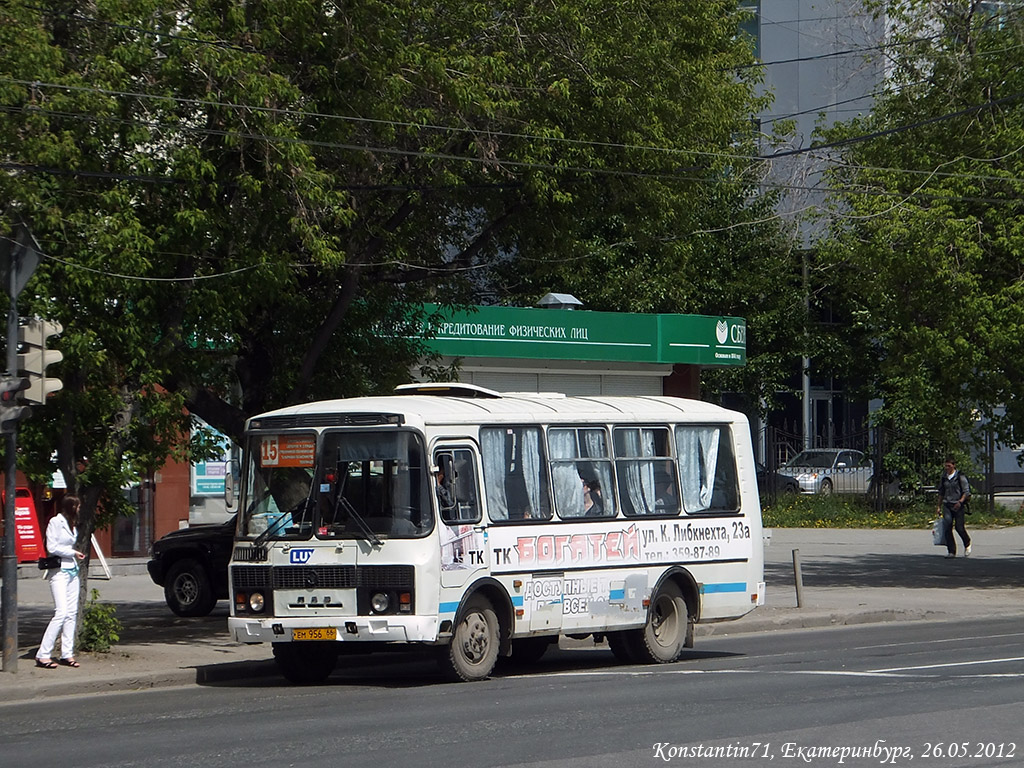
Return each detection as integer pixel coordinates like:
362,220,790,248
761,493,1024,529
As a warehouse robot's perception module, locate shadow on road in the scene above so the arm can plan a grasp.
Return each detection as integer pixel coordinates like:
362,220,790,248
766,552,1024,590
195,643,746,690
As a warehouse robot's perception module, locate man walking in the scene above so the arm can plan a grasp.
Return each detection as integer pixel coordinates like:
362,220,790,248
937,456,972,558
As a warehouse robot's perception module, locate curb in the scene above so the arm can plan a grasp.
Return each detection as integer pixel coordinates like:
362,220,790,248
17,562,150,580
1,657,279,703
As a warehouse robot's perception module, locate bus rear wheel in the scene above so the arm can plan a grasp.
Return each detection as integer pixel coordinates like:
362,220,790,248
635,581,689,664
438,595,500,682
607,631,639,664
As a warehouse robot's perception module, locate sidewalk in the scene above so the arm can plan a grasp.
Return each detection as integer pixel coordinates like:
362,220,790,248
2,527,1022,701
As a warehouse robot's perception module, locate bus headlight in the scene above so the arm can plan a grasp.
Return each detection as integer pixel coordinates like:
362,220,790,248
370,592,390,613
249,592,266,613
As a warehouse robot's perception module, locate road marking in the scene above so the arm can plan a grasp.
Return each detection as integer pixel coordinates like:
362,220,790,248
869,655,1024,673
851,630,1024,652
522,665,1024,681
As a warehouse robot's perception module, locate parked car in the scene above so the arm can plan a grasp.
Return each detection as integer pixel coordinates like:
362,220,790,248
779,449,873,495
756,462,800,496
147,515,236,617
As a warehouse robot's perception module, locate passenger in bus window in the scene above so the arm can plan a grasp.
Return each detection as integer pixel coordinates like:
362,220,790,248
435,467,457,519
656,476,679,514
582,478,604,517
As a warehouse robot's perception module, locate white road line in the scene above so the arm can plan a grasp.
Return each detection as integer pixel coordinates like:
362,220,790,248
851,631,1024,652
869,655,1024,673
521,665,1024,681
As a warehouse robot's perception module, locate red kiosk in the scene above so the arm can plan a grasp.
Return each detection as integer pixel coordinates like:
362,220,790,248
11,487,44,563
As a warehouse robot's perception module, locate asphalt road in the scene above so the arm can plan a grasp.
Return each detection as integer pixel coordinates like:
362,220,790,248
3,616,1022,768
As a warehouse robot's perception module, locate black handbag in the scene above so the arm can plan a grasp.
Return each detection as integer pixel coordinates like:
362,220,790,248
37,555,60,570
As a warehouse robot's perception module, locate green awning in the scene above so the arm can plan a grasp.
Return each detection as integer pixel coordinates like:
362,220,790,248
420,304,745,366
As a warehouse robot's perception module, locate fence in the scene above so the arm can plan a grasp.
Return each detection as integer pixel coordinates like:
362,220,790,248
759,426,1024,514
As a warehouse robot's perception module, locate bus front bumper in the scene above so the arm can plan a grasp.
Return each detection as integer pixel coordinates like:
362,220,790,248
229,615,442,645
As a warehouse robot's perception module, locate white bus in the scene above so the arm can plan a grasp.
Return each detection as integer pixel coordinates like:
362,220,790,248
227,384,765,683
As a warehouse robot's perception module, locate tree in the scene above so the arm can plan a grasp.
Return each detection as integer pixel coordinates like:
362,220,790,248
818,0,1024,455
0,0,791,563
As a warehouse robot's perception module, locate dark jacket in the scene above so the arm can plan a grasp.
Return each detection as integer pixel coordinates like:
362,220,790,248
939,471,970,509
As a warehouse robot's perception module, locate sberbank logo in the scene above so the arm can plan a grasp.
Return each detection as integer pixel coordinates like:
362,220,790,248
715,320,746,346
716,320,729,344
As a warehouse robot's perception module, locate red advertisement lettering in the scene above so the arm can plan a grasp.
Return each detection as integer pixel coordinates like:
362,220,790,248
537,535,555,563
517,536,535,562
623,525,640,559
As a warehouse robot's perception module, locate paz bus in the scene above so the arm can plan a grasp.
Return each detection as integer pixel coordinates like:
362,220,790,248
227,384,765,683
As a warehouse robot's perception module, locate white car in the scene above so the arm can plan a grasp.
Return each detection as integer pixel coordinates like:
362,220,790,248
780,449,873,495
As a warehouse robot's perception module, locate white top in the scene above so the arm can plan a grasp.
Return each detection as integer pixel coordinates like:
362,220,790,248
45,514,78,569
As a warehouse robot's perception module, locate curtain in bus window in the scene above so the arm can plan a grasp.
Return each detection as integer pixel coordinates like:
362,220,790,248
480,429,509,521
521,428,543,519
676,426,720,512
618,428,657,515
549,429,585,518
582,429,615,517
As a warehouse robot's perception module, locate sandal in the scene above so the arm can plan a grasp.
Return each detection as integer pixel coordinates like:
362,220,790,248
58,658,80,668
35,659,58,669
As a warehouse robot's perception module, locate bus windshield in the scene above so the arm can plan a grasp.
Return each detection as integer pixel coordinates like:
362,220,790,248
240,430,432,541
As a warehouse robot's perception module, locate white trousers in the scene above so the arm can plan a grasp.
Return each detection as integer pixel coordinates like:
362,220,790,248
37,568,80,661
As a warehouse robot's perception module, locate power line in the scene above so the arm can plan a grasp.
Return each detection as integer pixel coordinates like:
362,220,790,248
0,235,264,282
9,76,1024,188
5,100,1024,207
0,78,725,165
767,90,1024,159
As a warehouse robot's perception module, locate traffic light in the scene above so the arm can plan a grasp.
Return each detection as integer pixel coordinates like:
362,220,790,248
17,318,63,405
0,376,30,432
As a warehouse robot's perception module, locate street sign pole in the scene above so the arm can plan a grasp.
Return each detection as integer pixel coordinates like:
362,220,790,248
1,224,39,674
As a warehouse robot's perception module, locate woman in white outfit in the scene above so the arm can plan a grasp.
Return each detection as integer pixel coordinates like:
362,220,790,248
36,494,85,669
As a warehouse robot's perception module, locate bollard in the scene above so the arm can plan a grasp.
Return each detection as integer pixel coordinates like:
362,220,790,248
792,548,804,608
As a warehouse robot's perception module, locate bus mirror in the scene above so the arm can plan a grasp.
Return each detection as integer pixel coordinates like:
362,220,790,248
225,459,239,509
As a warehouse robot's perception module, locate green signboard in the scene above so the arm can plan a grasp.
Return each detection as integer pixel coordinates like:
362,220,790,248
420,305,745,366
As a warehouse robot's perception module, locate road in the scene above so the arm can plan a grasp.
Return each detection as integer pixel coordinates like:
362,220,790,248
3,617,1022,768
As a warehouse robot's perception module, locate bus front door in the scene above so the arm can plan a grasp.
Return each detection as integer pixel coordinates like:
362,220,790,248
435,446,489,589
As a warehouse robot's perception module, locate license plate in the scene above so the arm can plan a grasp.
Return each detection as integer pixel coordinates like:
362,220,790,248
292,627,337,641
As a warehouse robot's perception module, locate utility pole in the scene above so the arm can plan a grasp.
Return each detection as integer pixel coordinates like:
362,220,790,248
1,224,40,674
802,249,812,450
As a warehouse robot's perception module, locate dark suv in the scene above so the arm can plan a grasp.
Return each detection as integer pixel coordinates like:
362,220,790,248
147,515,236,616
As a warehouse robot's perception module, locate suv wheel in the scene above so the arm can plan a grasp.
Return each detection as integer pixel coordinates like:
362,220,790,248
164,558,217,617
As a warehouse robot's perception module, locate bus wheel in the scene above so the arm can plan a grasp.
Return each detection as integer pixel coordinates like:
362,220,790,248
273,642,338,685
607,631,639,664
636,581,688,664
438,596,499,682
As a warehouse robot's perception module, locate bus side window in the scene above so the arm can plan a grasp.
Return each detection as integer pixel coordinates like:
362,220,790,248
434,449,481,524
452,452,480,522
481,426,552,522
675,425,738,513
614,426,676,517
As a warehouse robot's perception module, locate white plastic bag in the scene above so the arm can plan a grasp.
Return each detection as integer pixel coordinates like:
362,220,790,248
932,516,945,546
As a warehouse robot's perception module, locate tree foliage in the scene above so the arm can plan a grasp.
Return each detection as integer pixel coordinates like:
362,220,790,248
818,0,1024,454
0,0,798,549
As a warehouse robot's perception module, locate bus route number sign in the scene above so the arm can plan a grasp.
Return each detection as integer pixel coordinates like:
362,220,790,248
259,435,316,468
